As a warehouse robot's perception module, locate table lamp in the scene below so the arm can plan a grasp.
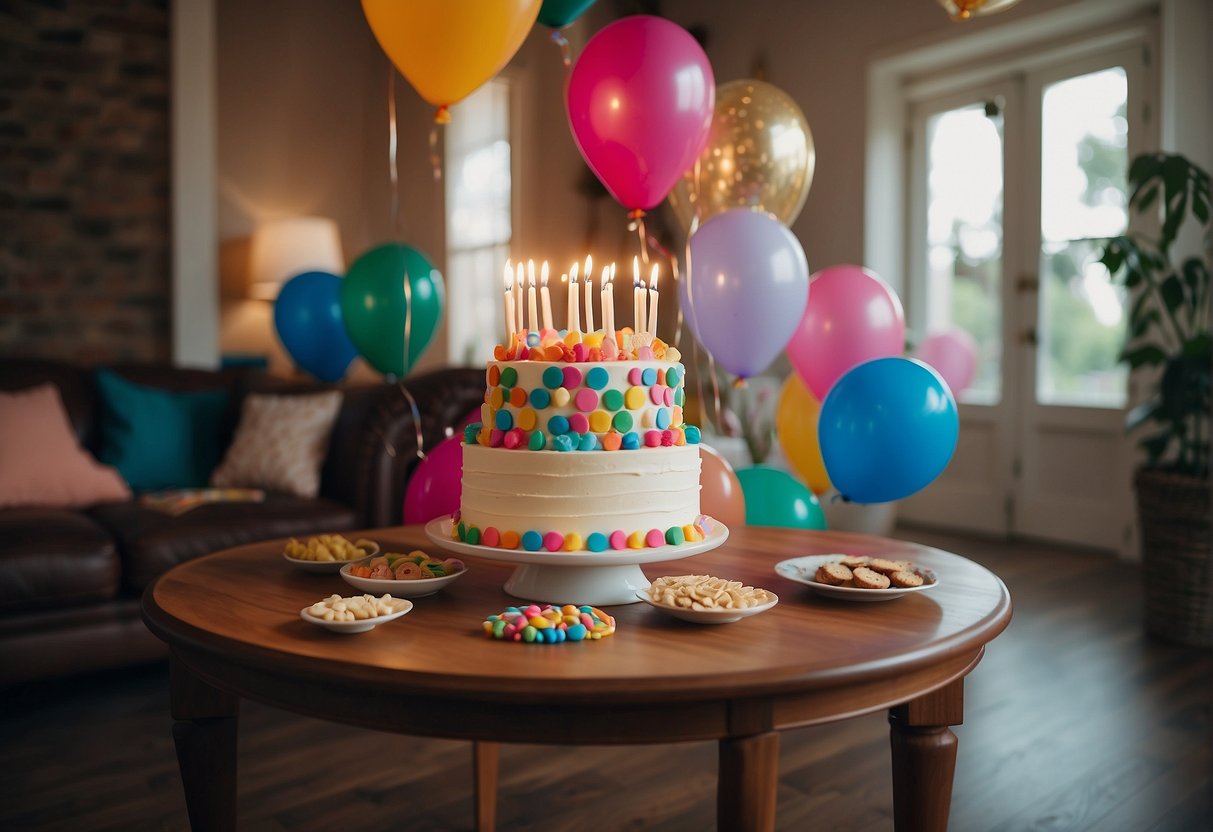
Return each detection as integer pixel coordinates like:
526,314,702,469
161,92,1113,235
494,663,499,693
248,217,344,301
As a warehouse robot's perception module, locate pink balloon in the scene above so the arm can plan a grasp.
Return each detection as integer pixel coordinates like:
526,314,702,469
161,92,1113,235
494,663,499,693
566,15,715,211
403,434,463,525
916,328,978,396
786,265,905,401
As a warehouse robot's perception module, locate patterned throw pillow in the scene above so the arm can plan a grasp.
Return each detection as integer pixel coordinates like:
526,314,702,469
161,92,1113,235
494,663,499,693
210,391,343,498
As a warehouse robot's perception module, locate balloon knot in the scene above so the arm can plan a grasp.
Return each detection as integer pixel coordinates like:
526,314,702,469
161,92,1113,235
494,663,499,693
627,208,647,221
434,105,451,125
732,377,748,390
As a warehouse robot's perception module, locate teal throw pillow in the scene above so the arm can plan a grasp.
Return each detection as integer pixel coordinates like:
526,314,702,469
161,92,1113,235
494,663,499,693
94,369,231,491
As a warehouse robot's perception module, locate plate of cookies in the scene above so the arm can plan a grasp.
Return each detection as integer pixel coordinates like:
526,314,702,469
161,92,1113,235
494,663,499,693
774,555,937,601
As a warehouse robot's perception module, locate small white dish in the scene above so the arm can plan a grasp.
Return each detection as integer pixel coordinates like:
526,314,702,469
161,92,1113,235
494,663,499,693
299,599,413,634
283,540,380,573
774,555,938,602
635,589,779,624
339,562,467,598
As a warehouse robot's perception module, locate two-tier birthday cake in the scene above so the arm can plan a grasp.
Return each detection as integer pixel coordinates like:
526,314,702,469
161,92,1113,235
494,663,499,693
453,260,708,553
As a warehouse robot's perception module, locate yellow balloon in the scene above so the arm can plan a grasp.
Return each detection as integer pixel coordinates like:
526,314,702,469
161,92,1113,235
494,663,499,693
362,0,541,115
775,374,831,496
668,79,815,230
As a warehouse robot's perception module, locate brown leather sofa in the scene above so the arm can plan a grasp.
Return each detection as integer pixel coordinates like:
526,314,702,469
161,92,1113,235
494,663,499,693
0,359,483,684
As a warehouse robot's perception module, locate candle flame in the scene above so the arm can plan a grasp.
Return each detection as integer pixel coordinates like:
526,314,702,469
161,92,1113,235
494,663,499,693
570,262,579,283
650,263,659,289
527,259,536,287
633,256,639,282
515,262,524,287
584,255,592,279
610,262,617,282
541,260,549,283
503,262,512,290
600,265,610,285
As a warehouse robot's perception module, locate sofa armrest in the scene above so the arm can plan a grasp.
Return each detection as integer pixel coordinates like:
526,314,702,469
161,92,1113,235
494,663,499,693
355,367,485,527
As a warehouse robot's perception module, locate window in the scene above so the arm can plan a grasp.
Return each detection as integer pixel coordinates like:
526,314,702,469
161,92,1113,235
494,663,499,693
445,79,513,365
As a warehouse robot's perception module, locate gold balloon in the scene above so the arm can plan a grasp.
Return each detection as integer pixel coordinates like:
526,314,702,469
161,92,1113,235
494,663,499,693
667,79,814,230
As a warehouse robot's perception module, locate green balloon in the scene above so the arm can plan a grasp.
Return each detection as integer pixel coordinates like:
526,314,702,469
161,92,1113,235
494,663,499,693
340,243,444,377
538,0,597,29
736,465,828,530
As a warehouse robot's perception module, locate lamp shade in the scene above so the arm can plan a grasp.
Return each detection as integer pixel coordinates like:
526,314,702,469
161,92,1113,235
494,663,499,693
248,217,344,300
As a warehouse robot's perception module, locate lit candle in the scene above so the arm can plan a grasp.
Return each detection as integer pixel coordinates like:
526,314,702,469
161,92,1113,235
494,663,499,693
540,261,553,331
632,257,646,335
600,266,614,343
527,260,538,334
568,262,581,335
502,263,515,342
514,262,525,336
584,274,594,333
648,263,660,338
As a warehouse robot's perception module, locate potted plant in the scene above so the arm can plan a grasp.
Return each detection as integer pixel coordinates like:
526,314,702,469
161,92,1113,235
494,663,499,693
1098,152,1211,646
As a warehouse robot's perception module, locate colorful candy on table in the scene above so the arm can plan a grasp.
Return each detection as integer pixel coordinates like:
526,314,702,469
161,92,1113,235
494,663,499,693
468,361,700,452
451,513,714,553
347,550,464,581
497,256,680,364
483,603,616,643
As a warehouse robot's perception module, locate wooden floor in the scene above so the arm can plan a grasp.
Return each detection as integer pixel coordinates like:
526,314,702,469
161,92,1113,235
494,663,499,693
2,527,1210,831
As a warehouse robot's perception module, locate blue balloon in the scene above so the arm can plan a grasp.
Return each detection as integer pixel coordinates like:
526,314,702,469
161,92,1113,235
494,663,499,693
735,465,827,530
818,357,959,504
273,271,358,382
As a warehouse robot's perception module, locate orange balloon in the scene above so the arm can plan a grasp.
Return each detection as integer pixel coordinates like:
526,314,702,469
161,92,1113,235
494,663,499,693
775,374,832,496
699,443,747,528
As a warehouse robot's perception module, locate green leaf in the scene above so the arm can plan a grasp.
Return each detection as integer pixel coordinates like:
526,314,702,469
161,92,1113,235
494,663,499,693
1193,189,1209,223
1121,344,1168,369
1181,257,1208,302
1182,332,1211,359
1140,431,1172,466
1128,152,1162,192
1129,308,1161,339
1159,273,1188,313
1134,183,1159,214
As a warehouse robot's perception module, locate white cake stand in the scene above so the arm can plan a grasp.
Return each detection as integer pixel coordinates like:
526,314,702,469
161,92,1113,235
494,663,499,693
424,517,728,606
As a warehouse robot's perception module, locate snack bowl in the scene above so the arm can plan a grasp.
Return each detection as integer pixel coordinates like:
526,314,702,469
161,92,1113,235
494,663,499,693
774,555,939,602
283,539,379,573
635,589,779,625
340,561,467,598
299,598,413,634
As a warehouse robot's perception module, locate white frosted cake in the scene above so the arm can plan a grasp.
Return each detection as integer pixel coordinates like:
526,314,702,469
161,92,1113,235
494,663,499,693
456,336,708,553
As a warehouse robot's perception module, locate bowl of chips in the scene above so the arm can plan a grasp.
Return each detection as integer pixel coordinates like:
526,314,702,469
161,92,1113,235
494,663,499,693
282,535,379,573
637,574,778,624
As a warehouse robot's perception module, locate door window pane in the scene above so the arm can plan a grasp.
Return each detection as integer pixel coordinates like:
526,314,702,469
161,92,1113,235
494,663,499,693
1037,67,1128,407
924,103,1005,403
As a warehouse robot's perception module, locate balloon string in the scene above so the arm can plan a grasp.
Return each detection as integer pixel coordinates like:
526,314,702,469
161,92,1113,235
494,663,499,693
402,262,413,379
550,30,572,67
382,383,426,462
428,121,444,182
388,69,399,238
643,231,682,350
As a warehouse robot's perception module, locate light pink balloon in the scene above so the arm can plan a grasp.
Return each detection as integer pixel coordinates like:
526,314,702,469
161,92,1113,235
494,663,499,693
786,265,906,401
403,434,463,525
915,328,978,396
566,15,715,211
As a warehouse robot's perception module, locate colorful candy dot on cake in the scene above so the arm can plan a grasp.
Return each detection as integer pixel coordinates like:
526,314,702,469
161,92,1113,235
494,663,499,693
674,427,686,446
644,528,665,548
665,526,686,546
637,346,655,360
673,405,683,426
509,387,527,407
457,521,466,540
552,434,575,452
551,387,571,407
644,430,662,448
621,431,641,450
548,414,569,435
493,345,508,360
571,343,589,362
609,530,627,550
601,431,622,451
463,422,481,445
612,411,634,432
627,367,643,386
640,410,657,429
489,388,505,409
521,530,543,551
517,407,538,431
585,366,608,390
586,532,608,552
666,347,681,362
602,388,624,411
588,410,611,433
489,428,505,447
488,366,501,386
528,431,546,450
641,367,658,386
478,427,492,446
675,387,686,406
682,523,703,542
542,366,564,389
663,387,675,406
563,331,582,346
661,429,675,446
648,386,664,406
568,413,589,434
697,515,715,534
501,530,521,549
465,526,481,545
562,532,583,551
500,366,518,388
495,410,513,431
503,428,525,449
625,386,646,410
666,367,681,386
577,433,597,451
526,333,540,347
574,388,598,412
542,531,564,552
627,531,646,549
481,527,501,547
529,388,551,408
562,366,582,388
655,407,671,430
685,425,701,444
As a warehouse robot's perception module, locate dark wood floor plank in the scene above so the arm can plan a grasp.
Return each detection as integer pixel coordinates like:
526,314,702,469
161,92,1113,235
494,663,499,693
3,527,1210,831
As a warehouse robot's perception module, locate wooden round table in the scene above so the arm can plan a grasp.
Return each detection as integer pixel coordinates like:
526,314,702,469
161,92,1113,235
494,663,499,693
143,525,1011,831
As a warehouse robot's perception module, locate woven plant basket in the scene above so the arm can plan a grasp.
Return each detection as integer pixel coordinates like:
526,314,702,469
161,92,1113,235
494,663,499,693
1135,469,1212,647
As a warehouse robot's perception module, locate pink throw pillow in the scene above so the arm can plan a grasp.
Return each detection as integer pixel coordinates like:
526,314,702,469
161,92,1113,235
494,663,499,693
0,383,131,508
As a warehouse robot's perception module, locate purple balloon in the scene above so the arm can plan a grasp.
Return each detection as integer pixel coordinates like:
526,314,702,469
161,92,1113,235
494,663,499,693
681,209,809,378
403,434,463,525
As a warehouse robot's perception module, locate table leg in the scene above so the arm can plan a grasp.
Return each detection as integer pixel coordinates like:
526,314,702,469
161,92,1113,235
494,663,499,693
170,653,239,832
888,678,964,832
718,731,780,832
473,740,499,832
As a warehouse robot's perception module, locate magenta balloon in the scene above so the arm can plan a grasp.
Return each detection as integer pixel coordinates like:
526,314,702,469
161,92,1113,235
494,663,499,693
916,328,978,396
403,434,463,525
566,15,715,211
786,265,905,400
681,209,809,378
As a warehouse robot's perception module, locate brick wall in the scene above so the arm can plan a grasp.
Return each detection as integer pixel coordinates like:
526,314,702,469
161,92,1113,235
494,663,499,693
0,0,171,364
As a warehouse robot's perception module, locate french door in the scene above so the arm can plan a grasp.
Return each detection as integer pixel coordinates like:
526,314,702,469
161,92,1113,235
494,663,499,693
898,38,1153,556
